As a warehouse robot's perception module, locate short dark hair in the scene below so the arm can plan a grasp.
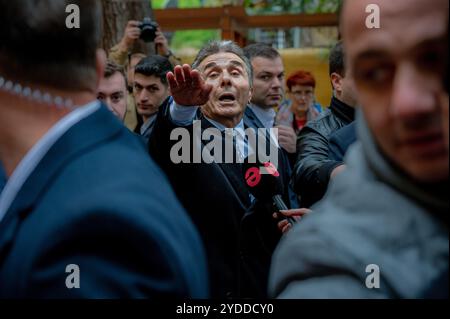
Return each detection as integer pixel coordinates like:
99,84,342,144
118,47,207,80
192,40,253,86
329,41,345,77
134,55,173,86
243,43,281,61
105,60,125,78
0,0,102,91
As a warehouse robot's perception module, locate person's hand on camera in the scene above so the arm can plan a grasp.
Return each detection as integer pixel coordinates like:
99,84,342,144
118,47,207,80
155,28,170,57
119,20,141,51
167,64,213,107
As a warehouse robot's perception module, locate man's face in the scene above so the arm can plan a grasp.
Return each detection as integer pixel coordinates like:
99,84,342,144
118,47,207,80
343,0,449,183
251,56,284,109
127,55,145,85
198,52,252,127
97,72,127,121
289,84,315,115
133,74,169,121
335,69,359,108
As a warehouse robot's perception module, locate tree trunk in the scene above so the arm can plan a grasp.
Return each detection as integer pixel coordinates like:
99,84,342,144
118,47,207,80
101,0,154,55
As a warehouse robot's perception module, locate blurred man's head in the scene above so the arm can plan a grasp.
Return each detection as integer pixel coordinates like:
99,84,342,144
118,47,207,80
126,53,146,88
286,70,316,118
192,40,253,128
329,41,358,108
0,0,103,93
133,55,172,122
97,61,127,121
244,43,284,109
342,0,449,183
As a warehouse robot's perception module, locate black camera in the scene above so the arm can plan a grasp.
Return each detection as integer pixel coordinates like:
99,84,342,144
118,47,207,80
139,17,159,43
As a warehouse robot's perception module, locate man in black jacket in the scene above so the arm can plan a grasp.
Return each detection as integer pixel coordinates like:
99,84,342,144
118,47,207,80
292,41,358,208
148,41,290,298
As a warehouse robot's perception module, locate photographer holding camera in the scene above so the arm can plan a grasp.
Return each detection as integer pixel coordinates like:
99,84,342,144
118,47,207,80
109,19,180,67
108,19,181,131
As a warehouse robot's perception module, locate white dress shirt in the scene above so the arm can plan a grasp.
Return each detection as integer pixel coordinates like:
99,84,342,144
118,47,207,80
169,101,253,160
248,104,276,129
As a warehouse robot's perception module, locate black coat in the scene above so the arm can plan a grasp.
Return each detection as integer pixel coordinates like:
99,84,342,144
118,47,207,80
292,97,355,208
148,99,293,298
0,163,5,193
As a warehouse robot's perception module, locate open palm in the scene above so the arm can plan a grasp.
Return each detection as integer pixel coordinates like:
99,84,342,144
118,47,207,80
167,64,213,106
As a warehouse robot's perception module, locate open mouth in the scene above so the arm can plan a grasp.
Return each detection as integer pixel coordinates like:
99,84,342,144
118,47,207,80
218,93,236,103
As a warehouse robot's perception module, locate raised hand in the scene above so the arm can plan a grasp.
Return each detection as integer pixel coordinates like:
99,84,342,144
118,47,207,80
276,125,297,153
154,28,170,56
119,20,141,50
167,64,213,107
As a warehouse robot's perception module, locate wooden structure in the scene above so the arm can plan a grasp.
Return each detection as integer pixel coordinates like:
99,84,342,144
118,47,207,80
154,5,338,47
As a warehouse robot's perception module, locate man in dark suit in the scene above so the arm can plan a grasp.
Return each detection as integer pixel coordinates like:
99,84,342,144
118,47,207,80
149,41,291,298
0,164,5,193
0,0,207,298
242,43,299,209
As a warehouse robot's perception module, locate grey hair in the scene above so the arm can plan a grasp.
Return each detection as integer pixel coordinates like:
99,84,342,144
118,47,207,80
191,40,253,87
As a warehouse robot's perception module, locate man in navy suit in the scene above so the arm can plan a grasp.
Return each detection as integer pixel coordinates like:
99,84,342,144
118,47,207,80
0,0,207,298
0,164,5,194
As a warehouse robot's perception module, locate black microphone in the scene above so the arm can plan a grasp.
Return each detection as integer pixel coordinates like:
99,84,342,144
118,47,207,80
242,160,296,225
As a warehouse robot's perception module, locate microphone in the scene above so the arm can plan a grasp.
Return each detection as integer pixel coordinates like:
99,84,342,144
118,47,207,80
242,160,296,225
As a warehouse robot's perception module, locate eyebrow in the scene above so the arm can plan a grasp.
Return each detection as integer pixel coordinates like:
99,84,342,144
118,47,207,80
203,60,245,72
134,81,160,89
354,49,390,62
355,37,446,62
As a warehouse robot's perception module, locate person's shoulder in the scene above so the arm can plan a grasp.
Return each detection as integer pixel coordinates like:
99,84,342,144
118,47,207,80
331,122,356,140
298,110,333,138
305,108,332,128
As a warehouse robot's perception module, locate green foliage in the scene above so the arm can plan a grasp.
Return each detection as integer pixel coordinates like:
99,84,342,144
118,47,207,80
244,0,340,14
152,0,340,50
151,0,166,9
152,0,340,11
171,30,220,50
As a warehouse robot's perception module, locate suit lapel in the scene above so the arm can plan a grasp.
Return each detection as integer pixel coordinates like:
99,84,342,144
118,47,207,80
199,116,251,209
244,106,265,129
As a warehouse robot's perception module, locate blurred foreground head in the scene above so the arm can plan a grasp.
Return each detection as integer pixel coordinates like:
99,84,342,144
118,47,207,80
0,0,102,92
342,0,449,183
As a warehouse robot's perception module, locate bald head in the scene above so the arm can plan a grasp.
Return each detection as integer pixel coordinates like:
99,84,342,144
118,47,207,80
341,0,449,183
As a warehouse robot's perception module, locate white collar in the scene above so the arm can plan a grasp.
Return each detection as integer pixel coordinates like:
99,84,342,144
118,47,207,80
205,117,245,132
249,104,276,128
140,113,158,135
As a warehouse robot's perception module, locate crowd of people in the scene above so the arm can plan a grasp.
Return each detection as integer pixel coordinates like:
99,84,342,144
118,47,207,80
0,0,448,299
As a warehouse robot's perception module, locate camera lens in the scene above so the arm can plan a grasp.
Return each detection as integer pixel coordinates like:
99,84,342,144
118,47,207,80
139,17,158,43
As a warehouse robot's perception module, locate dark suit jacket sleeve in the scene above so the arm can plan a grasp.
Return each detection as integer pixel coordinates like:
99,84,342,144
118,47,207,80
26,207,205,298
148,97,188,168
0,163,6,193
328,133,347,162
292,127,343,207
328,122,357,162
